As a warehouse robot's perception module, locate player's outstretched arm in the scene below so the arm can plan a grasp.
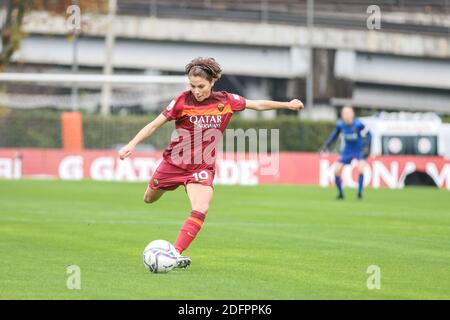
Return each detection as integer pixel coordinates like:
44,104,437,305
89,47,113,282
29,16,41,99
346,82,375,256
245,99,304,112
118,114,168,160
323,127,340,150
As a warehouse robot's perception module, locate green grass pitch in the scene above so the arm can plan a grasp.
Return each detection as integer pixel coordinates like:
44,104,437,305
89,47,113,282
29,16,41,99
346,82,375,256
0,179,449,299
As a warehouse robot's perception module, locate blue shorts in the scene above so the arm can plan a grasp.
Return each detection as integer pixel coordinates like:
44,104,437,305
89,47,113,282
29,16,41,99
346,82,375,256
338,152,365,165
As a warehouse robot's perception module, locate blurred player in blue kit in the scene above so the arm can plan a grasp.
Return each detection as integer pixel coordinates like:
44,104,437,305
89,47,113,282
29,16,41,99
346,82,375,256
321,106,372,200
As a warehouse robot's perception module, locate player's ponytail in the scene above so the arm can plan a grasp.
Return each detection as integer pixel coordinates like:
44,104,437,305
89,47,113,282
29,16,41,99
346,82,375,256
185,57,222,82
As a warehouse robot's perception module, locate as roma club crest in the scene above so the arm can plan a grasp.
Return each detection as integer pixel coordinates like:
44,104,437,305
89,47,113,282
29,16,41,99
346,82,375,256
218,103,225,112
153,179,159,186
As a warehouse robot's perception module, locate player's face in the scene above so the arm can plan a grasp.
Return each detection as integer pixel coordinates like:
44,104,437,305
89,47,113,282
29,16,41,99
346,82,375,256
341,107,354,125
189,76,214,102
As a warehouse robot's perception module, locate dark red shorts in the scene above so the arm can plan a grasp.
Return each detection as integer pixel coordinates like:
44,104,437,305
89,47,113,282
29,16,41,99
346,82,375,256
149,160,215,191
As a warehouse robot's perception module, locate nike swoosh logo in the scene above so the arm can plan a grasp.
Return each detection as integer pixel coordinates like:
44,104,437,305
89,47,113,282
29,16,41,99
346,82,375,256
187,232,195,238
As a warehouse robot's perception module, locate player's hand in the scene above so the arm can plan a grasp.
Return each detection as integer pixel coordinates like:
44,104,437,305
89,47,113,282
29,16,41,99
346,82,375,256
287,99,304,111
118,144,134,160
319,146,330,155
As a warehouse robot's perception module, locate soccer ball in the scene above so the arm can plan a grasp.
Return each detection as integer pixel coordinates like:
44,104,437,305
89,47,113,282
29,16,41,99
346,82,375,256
143,240,178,273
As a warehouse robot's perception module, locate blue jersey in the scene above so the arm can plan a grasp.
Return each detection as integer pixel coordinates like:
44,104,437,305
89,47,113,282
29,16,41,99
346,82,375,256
325,118,371,155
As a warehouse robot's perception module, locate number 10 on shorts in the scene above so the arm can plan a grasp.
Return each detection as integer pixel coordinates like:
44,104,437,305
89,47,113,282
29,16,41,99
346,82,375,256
193,170,209,181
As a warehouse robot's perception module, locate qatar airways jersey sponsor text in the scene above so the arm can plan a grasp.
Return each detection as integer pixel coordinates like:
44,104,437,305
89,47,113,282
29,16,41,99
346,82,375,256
188,114,223,129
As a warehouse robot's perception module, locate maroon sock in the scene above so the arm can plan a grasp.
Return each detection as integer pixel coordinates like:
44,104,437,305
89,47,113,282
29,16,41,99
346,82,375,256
174,210,206,254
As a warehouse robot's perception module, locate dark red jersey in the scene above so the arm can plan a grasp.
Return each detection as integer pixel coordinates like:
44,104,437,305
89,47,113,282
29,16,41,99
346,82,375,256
162,90,246,171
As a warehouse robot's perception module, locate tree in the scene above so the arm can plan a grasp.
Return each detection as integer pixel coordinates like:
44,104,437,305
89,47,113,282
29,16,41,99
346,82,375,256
0,0,30,71
0,0,106,71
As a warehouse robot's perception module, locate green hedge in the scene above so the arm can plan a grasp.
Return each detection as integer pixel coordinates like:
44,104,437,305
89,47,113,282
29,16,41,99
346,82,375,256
0,108,62,148
82,114,175,150
441,115,450,123
0,108,334,151
227,117,335,152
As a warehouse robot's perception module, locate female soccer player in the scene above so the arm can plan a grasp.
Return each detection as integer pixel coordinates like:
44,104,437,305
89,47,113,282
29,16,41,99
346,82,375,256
321,105,371,200
119,57,304,268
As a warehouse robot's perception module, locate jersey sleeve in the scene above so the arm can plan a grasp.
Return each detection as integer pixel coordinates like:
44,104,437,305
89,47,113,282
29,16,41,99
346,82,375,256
227,92,246,112
358,120,372,143
356,119,365,131
162,94,184,121
325,121,342,147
